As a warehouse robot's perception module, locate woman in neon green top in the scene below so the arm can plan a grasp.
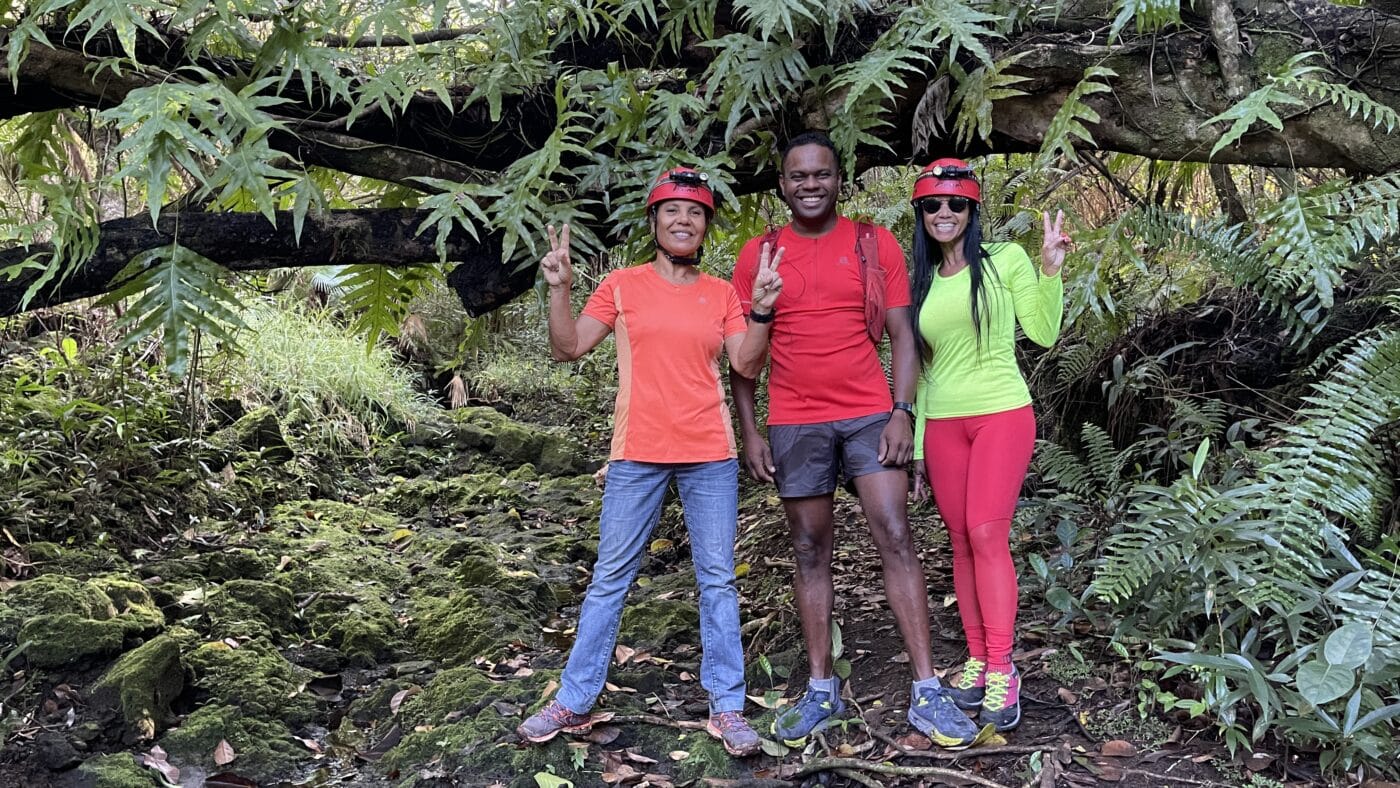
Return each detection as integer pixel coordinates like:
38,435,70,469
907,158,1072,733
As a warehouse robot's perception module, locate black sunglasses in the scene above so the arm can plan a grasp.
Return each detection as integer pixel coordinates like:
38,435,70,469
916,196,971,214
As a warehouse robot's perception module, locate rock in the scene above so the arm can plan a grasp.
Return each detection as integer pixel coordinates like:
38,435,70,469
159,704,303,781
619,597,700,652
35,731,81,771
412,590,538,665
185,641,317,724
92,635,185,740
210,406,292,463
19,614,127,668
74,753,157,788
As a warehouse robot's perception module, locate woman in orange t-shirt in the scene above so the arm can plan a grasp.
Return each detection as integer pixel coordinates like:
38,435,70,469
516,168,782,757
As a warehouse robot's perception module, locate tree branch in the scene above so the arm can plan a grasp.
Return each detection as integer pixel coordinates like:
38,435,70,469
0,210,533,318
319,27,482,48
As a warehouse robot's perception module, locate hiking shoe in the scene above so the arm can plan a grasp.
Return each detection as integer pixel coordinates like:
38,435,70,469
707,711,761,757
908,684,979,747
516,700,592,743
772,685,846,744
979,665,1022,732
947,658,986,710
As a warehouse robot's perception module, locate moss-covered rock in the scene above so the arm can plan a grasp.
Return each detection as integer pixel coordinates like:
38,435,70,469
618,597,700,652
1,574,115,645
91,577,165,635
412,589,537,665
159,704,303,780
436,538,557,615
185,641,317,724
378,669,569,786
211,406,293,463
74,753,158,788
92,635,185,740
19,613,128,668
218,579,296,633
205,548,273,581
302,593,398,664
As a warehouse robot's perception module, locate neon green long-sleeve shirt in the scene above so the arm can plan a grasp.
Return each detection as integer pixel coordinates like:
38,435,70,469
913,243,1063,459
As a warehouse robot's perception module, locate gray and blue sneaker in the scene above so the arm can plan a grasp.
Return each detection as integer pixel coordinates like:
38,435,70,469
772,680,846,745
908,682,980,747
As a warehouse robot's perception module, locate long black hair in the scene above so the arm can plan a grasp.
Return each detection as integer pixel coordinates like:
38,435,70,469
910,202,999,362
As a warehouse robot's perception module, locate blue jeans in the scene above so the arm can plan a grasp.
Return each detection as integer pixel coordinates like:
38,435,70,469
556,459,746,716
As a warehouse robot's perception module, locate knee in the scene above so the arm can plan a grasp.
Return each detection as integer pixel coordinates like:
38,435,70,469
967,520,1011,560
790,535,830,572
869,516,916,560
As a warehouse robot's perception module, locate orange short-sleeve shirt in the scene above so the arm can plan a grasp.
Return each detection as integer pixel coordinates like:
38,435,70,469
582,265,747,462
732,217,911,425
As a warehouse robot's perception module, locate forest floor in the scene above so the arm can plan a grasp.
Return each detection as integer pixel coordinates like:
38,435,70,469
0,403,1328,788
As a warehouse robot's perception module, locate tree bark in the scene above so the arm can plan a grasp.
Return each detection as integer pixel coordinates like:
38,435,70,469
0,210,531,318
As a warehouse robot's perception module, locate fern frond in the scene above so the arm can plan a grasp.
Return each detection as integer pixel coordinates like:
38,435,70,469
1203,52,1320,158
98,244,246,378
732,0,824,42
1036,66,1116,165
949,54,1030,146
1108,0,1181,40
335,264,439,349
885,0,1003,67
702,34,810,142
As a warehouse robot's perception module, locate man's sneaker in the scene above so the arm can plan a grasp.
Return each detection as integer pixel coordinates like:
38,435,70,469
979,665,1022,732
707,711,761,757
908,684,979,747
947,658,986,710
516,700,592,743
771,685,846,744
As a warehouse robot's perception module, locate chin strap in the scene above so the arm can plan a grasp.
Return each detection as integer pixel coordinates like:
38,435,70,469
657,242,704,266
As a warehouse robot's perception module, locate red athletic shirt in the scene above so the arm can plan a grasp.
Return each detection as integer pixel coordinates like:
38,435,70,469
582,265,747,462
732,217,911,425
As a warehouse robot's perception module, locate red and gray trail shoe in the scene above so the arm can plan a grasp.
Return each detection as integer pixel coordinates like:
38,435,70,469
707,711,762,756
516,700,593,743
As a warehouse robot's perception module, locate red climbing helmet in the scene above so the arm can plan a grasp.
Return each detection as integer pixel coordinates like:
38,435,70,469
911,158,981,204
646,167,715,213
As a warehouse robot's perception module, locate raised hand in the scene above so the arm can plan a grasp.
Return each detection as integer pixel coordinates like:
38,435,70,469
750,242,785,313
1040,209,1072,276
542,223,573,290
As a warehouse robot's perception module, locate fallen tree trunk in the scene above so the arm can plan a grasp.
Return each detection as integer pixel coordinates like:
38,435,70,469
0,210,531,318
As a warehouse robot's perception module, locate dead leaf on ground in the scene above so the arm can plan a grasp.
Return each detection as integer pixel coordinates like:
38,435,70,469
624,749,658,765
213,739,236,765
1244,751,1276,771
292,735,322,754
1100,739,1138,757
895,732,931,750
889,651,910,663
615,644,637,665
1057,687,1078,705
141,745,179,784
390,687,422,715
490,700,521,717
1095,762,1126,782
601,763,644,783
668,750,688,760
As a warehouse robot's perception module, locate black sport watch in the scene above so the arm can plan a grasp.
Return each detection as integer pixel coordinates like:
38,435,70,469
892,401,915,418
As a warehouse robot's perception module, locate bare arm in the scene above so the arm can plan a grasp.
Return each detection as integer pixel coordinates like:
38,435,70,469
727,242,784,378
730,368,774,482
877,305,917,466
542,223,612,361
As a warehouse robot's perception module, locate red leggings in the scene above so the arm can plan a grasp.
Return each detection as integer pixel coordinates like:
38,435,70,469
922,405,1035,666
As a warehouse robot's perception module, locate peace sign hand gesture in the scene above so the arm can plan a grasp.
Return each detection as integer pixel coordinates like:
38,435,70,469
1041,210,1072,276
750,242,785,314
542,223,573,290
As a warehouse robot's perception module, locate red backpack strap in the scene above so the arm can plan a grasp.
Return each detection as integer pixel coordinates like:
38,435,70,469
854,221,886,344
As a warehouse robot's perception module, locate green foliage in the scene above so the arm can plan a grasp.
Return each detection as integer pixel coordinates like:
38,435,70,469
221,305,435,450
1108,0,1180,40
1036,67,1116,166
948,55,1030,147
1205,52,1398,159
99,244,246,378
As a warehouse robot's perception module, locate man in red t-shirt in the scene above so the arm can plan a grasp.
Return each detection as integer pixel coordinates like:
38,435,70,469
731,132,978,748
